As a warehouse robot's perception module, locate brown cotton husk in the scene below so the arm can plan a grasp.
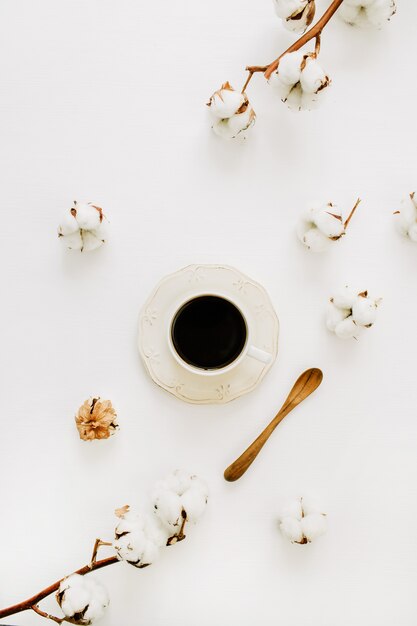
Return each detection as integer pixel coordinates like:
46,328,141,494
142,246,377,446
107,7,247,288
75,397,118,441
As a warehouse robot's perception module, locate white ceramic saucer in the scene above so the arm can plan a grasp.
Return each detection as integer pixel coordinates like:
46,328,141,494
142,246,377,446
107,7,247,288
138,264,279,404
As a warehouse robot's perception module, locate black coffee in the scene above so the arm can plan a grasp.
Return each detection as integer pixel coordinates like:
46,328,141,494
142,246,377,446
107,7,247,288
171,295,247,370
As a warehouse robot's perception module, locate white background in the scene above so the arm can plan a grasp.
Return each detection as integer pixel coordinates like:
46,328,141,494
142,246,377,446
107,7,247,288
1,1,417,625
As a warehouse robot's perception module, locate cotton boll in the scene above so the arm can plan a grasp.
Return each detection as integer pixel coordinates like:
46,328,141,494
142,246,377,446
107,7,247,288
58,211,79,236
82,229,105,252
209,84,245,119
153,489,183,529
279,497,327,544
60,231,83,251
224,108,255,138
300,227,332,252
334,316,359,339
285,83,303,110
339,0,396,27
152,470,209,530
74,203,102,230
274,0,304,18
280,516,304,543
114,511,167,567
211,103,255,139
339,3,361,24
181,485,209,523
331,286,358,310
312,205,345,239
58,201,107,252
326,302,351,332
301,513,328,541
57,574,109,625
275,0,316,33
394,194,417,238
351,295,378,326
300,57,330,94
276,51,304,86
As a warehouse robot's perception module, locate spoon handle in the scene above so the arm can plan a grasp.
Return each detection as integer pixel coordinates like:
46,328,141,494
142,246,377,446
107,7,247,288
223,368,323,482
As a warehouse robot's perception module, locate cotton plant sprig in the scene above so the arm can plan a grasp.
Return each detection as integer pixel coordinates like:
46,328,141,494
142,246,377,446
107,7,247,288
0,470,208,624
279,497,327,544
207,0,396,138
326,285,381,339
297,197,360,251
394,192,417,242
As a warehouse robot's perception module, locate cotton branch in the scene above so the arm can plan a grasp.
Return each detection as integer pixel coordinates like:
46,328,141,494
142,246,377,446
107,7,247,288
242,0,344,92
0,541,118,621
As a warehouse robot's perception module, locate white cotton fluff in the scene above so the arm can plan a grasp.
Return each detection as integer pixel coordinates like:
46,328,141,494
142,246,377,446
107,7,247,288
114,510,168,568
152,469,209,531
279,497,327,544
208,82,256,140
57,574,109,625
327,287,381,339
273,0,316,33
296,203,347,252
269,52,330,111
394,193,417,242
58,201,107,252
339,0,396,28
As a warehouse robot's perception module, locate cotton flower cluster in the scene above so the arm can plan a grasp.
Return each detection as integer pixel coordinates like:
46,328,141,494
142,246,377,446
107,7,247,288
326,286,381,339
208,82,256,139
58,201,107,252
114,506,167,568
273,0,316,33
339,0,396,28
394,193,417,242
279,497,327,544
56,574,109,625
114,471,208,569
152,469,209,542
297,199,360,252
269,51,330,110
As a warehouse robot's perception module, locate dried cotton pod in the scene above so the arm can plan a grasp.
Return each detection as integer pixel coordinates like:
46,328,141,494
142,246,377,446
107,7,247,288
75,398,118,441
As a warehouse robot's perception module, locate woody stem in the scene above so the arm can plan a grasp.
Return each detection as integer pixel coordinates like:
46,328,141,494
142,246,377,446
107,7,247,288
31,605,64,624
344,197,361,229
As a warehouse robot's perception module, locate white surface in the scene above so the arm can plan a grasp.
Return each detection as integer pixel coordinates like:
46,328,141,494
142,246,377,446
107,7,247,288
0,1,416,625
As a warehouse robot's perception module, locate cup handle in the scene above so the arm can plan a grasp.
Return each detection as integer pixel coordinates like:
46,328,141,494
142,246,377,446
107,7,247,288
247,345,272,364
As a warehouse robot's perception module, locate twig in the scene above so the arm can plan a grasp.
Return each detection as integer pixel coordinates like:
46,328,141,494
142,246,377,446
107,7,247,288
31,605,64,624
242,0,344,90
344,197,361,229
0,542,118,621
89,538,113,568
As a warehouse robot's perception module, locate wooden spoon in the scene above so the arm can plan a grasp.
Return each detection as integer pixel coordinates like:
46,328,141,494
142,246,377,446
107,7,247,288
224,368,323,482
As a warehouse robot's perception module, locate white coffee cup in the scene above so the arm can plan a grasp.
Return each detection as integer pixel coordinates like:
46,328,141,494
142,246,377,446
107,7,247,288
167,291,272,376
